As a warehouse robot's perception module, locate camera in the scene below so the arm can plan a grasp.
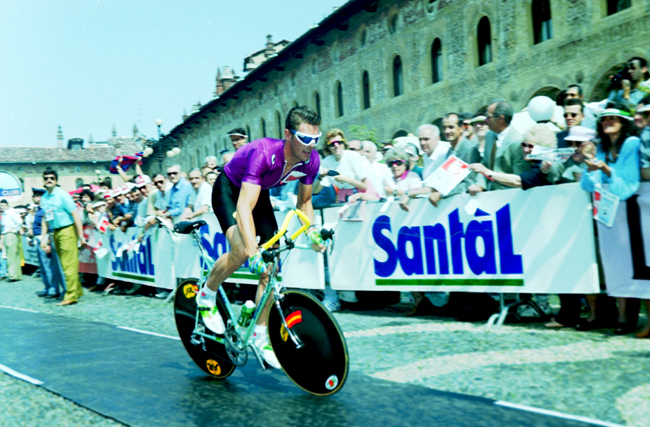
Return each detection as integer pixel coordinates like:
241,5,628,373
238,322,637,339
609,62,633,91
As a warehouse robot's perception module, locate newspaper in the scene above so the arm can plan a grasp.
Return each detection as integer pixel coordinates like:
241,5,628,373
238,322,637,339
527,146,576,163
422,156,471,196
593,186,619,228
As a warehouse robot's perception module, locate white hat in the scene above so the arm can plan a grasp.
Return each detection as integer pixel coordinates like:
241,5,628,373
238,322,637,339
135,175,151,188
565,126,597,142
637,104,650,113
394,135,423,156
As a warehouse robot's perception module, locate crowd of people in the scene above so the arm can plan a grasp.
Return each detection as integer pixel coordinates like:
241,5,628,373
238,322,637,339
2,57,649,337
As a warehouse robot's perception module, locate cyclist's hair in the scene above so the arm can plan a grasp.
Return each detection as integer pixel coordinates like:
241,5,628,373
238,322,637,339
564,98,584,113
567,84,583,97
285,106,321,133
42,167,58,181
227,127,246,137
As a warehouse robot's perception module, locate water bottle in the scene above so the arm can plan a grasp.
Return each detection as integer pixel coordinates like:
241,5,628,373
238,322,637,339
238,300,256,327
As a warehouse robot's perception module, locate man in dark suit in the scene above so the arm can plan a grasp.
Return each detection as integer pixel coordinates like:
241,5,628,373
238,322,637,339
470,99,526,193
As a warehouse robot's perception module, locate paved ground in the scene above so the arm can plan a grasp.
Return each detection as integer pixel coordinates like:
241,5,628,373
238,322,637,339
1,273,650,426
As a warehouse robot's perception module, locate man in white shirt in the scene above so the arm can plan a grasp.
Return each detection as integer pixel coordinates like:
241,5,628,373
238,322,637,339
187,168,213,221
1,205,27,282
417,124,450,179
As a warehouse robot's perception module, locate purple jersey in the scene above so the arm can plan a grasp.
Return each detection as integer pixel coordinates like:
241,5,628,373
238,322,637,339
224,138,320,190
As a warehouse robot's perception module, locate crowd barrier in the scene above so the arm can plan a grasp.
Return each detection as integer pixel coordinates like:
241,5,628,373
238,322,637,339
22,183,650,295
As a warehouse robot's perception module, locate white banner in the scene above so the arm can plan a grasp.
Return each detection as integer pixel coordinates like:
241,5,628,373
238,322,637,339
326,183,599,293
92,212,325,290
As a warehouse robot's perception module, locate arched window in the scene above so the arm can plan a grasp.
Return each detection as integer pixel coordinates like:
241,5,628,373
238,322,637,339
261,119,267,138
608,0,631,15
75,178,84,189
393,56,404,97
477,17,492,66
276,111,283,139
314,91,321,117
532,0,552,44
360,29,367,47
389,15,398,34
431,38,443,83
362,71,371,109
336,81,344,117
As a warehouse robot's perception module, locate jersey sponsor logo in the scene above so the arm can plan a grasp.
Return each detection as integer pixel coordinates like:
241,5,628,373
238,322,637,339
281,171,306,184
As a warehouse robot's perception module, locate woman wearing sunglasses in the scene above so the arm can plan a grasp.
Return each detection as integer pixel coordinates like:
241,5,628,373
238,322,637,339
577,103,646,337
316,128,379,202
382,148,423,197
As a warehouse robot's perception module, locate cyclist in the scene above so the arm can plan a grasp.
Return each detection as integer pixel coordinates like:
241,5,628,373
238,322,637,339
197,106,325,369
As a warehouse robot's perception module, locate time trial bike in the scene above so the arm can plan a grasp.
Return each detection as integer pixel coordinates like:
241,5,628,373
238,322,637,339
172,209,349,396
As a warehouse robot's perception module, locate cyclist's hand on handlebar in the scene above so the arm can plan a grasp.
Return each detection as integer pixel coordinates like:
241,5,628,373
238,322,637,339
308,229,326,253
249,251,267,275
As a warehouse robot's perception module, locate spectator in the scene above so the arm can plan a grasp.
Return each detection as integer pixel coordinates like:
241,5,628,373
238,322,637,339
40,167,87,306
383,148,423,197
205,170,219,187
469,110,489,161
222,150,236,165
460,112,475,141
578,103,641,334
394,136,424,178
316,129,378,202
565,84,597,130
227,128,248,150
470,124,556,190
165,164,195,224
187,168,213,221
0,199,8,280
148,173,172,218
608,57,650,111
418,124,450,179
30,188,65,299
79,189,95,226
638,103,650,181
554,126,595,184
1,204,27,282
471,99,526,194
361,140,391,199
557,99,586,148
347,139,362,152
135,174,152,198
129,185,148,227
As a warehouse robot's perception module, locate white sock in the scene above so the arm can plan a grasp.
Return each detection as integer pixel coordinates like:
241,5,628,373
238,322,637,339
199,286,216,300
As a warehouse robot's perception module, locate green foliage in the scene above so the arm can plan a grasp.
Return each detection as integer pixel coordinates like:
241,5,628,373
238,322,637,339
347,125,378,144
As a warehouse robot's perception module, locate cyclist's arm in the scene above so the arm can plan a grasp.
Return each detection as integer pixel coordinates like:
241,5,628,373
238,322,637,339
296,182,315,225
236,182,262,257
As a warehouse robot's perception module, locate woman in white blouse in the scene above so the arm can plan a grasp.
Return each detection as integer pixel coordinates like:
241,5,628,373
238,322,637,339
383,148,423,197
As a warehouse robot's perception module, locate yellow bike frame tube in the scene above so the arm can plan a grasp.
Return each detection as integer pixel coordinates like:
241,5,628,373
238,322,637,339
261,209,311,250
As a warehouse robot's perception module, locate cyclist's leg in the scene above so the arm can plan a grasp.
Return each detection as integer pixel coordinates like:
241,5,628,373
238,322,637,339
204,224,248,292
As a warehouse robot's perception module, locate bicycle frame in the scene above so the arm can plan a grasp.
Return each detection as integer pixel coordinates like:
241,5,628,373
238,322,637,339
189,209,313,359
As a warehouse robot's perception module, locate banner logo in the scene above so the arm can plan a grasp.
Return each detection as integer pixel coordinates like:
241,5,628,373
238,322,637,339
373,204,523,278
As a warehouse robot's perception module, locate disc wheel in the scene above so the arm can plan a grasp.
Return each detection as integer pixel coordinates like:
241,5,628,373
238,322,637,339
174,279,236,379
267,290,349,396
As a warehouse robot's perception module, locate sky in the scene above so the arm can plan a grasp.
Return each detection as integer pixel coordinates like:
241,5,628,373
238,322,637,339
0,0,348,148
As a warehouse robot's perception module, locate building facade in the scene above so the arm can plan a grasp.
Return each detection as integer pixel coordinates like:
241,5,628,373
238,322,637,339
143,0,650,175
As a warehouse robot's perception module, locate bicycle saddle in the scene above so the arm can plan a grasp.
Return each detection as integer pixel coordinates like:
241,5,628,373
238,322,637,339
174,220,207,234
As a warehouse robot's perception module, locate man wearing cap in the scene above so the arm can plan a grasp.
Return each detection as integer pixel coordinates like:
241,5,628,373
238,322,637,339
40,167,87,306
1,204,27,282
227,128,248,150
557,99,586,149
553,126,595,183
31,189,65,298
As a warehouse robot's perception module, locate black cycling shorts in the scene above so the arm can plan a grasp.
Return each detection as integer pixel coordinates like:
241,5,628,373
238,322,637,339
212,172,278,245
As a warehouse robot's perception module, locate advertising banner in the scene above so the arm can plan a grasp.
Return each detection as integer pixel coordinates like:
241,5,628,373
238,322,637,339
325,183,599,294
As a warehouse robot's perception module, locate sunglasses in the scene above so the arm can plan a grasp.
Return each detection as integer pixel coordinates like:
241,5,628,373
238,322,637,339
44,176,56,182
327,139,344,148
154,180,165,185
388,159,405,167
521,142,535,149
290,129,321,146
473,121,487,126
563,112,580,118
167,171,178,176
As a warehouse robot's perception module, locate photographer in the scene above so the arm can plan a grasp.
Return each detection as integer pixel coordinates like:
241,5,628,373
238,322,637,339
608,57,650,111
